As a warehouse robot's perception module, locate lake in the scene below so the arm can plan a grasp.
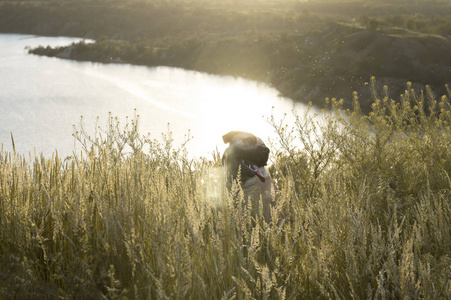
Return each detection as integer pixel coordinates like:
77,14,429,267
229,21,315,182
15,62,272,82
0,34,313,158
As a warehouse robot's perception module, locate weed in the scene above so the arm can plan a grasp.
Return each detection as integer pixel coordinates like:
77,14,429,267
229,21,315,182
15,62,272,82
1,82,451,299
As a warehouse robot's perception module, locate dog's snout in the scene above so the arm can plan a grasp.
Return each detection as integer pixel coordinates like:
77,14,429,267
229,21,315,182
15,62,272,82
257,145,270,156
254,146,270,166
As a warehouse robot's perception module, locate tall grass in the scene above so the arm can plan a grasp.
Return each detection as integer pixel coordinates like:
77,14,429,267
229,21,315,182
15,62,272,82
1,81,451,299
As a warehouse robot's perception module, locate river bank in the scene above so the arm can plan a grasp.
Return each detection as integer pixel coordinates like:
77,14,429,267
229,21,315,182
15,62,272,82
29,24,451,113
2,0,451,111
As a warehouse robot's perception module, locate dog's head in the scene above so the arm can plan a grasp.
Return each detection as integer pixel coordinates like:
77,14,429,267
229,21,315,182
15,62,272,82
222,131,270,184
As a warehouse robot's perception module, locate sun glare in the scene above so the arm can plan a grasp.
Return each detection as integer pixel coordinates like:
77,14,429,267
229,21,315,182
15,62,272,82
192,77,296,156
71,66,312,159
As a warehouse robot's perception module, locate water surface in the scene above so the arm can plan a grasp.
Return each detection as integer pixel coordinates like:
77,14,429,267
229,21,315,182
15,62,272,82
0,34,312,158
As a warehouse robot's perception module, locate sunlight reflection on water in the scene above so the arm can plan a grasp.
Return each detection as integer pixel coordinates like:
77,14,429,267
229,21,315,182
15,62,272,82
0,34,320,159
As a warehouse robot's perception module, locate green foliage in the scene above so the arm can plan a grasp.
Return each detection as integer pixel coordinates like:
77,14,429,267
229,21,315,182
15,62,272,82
1,82,451,298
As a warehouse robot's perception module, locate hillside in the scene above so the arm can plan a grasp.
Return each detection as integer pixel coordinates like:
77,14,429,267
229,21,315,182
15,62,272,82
290,24,451,109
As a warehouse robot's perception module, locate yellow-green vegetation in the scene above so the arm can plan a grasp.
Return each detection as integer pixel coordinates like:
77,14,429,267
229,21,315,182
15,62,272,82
1,81,451,298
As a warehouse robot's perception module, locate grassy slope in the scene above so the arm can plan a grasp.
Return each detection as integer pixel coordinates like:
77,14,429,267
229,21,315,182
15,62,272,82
1,83,451,298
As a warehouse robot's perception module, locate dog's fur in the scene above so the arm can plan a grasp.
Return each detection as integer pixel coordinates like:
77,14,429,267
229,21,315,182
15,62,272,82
222,131,278,222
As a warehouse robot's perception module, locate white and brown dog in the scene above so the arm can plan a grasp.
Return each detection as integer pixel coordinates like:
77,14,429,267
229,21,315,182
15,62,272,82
222,131,278,222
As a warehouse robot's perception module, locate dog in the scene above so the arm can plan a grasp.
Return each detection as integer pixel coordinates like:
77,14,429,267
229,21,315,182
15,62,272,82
222,131,278,222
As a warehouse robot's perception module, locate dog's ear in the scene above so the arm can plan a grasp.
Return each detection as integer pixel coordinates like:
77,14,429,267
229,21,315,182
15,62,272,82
223,131,244,144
